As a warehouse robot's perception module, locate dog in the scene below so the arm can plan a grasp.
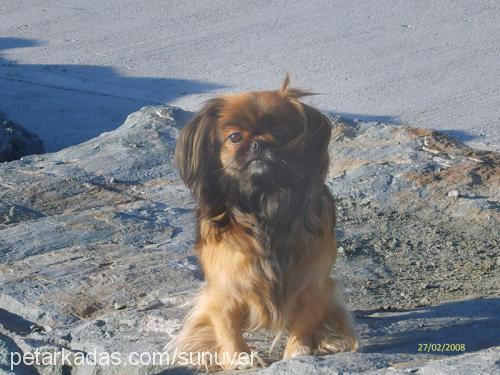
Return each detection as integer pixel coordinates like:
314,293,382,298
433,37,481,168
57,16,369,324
169,75,358,370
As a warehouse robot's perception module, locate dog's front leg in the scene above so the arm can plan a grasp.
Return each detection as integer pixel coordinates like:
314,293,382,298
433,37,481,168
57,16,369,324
283,287,327,359
284,279,359,359
314,279,359,354
209,296,252,370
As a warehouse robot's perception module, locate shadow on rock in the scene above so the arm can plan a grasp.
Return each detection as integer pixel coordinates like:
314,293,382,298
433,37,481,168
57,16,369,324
358,298,500,355
327,110,402,125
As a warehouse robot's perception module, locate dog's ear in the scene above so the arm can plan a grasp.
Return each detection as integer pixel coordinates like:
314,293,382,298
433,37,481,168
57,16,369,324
175,98,223,205
277,75,330,186
277,75,329,185
301,104,332,187
300,104,333,234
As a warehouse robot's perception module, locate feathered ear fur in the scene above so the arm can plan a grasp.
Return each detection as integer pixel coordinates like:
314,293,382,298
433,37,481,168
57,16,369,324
278,74,333,233
279,73,316,102
279,73,292,93
175,98,224,218
299,103,333,234
278,73,330,187
301,103,332,186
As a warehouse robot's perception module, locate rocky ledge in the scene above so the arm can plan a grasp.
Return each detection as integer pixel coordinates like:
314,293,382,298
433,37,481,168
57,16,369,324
0,106,498,374
0,112,44,163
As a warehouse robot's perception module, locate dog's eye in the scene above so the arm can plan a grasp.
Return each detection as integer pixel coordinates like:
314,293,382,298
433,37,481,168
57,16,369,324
272,129,287,140
229,132,243,143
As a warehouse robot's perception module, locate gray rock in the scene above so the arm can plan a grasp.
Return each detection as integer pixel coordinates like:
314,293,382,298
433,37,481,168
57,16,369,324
0,105,498,374
0,112,44,162
260,346,500,375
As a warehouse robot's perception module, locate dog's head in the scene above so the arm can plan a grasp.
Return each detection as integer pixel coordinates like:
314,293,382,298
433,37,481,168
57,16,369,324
175,75,332,223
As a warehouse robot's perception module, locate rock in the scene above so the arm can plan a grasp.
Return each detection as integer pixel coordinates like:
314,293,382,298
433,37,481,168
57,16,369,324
113,302,127,311
0,105,498,374
259,346,500,375
0,112,44,162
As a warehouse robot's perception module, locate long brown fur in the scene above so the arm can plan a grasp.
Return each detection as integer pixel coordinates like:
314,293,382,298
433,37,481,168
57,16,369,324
168,75,358,370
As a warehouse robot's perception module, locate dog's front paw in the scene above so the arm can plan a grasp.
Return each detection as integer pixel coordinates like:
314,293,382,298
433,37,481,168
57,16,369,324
219,351,263,370
221,357,251,371
315,335,359,355
283,337,313,359
283,345,311,359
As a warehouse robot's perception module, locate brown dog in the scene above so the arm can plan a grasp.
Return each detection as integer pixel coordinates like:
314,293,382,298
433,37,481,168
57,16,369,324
169,76,358,370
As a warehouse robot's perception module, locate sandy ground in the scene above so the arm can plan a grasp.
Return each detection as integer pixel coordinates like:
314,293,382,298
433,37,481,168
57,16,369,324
1,0,499,152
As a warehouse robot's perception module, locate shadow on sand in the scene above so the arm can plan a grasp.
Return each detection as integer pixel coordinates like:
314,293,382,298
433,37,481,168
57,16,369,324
0,37,223,152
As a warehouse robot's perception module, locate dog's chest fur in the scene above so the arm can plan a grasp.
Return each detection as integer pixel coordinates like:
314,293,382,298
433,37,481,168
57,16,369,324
197,210,309,329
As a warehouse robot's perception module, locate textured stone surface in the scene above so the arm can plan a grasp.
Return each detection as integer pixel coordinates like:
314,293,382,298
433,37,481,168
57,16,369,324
0,112,44,162
260,346,500,375
0,106,498,374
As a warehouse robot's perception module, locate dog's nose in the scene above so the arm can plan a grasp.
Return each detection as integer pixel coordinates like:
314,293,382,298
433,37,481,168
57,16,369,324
249,140,269,151
249,141,260,150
